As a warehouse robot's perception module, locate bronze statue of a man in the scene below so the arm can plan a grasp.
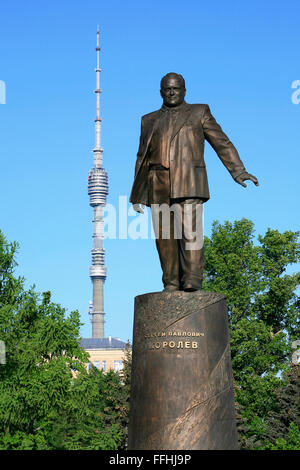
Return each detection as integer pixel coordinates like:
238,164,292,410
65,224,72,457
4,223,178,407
130,73,258,292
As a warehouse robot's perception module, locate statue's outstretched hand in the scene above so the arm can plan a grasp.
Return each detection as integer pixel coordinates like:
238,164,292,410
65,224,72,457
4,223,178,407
133,203,145,214
235,172,259,188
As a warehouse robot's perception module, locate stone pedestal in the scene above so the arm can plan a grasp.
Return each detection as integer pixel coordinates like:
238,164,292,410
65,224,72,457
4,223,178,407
127,291,239,450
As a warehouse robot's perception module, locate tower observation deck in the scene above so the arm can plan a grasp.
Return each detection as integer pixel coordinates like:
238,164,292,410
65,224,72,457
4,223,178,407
87,27,108,338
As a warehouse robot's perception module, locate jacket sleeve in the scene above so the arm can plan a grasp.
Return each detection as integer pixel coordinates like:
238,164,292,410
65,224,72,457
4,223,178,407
202,104,246,180
134,117,146,178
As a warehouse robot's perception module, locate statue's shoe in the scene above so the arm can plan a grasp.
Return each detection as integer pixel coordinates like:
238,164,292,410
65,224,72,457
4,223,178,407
163,285,179,292
183,283,202,292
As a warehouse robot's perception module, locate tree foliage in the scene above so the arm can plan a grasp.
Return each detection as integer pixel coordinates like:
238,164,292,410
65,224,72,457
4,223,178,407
261,364,300,450
0,230,129,450
203,219,300,449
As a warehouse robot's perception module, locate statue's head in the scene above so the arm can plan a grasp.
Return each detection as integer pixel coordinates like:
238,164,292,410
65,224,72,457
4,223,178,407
160,73,186,108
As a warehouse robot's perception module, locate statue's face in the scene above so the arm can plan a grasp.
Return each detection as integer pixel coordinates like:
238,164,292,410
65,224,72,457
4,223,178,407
160,76,186,108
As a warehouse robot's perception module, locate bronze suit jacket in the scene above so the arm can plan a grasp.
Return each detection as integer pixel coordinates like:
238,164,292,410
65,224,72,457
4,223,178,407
129,102,246,206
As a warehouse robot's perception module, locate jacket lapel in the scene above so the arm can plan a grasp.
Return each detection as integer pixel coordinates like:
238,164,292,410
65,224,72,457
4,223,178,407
170,103,193,142
136,111,162,170
134,110,162,181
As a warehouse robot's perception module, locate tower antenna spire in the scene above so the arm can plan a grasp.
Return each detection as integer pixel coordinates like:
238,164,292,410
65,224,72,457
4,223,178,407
87,27,109,338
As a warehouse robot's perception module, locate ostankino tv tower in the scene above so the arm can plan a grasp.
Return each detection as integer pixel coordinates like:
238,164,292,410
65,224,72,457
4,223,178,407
87,27,108,338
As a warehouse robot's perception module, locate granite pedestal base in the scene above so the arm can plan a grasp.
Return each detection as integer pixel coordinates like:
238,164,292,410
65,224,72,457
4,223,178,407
128,291,239,450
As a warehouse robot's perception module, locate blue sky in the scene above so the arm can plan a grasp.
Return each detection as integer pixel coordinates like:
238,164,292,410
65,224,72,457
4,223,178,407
0,0,299,342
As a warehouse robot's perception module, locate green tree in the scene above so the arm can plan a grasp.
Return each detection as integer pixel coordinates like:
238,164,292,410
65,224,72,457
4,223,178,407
120,341,132,446
262,422,300,450
261,364,300,449
202,219,300,448
0,230,128,450
43,366,127,450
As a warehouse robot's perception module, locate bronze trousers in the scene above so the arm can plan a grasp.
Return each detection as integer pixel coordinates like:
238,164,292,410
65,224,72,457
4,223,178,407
149,167,204,290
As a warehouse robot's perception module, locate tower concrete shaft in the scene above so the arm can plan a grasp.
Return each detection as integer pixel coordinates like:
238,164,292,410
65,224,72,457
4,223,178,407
88,27,108,338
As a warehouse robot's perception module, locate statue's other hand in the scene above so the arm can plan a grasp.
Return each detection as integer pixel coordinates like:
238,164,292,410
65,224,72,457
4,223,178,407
235,172,259,188
133,203,145,214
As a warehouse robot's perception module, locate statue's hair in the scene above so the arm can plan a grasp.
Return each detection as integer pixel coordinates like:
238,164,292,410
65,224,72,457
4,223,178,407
160,73,186,89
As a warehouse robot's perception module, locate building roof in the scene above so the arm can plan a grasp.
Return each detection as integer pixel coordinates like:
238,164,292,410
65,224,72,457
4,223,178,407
80,337,128,350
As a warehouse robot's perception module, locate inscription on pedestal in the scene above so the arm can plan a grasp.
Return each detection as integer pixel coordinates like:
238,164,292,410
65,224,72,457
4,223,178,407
145,330,205,350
